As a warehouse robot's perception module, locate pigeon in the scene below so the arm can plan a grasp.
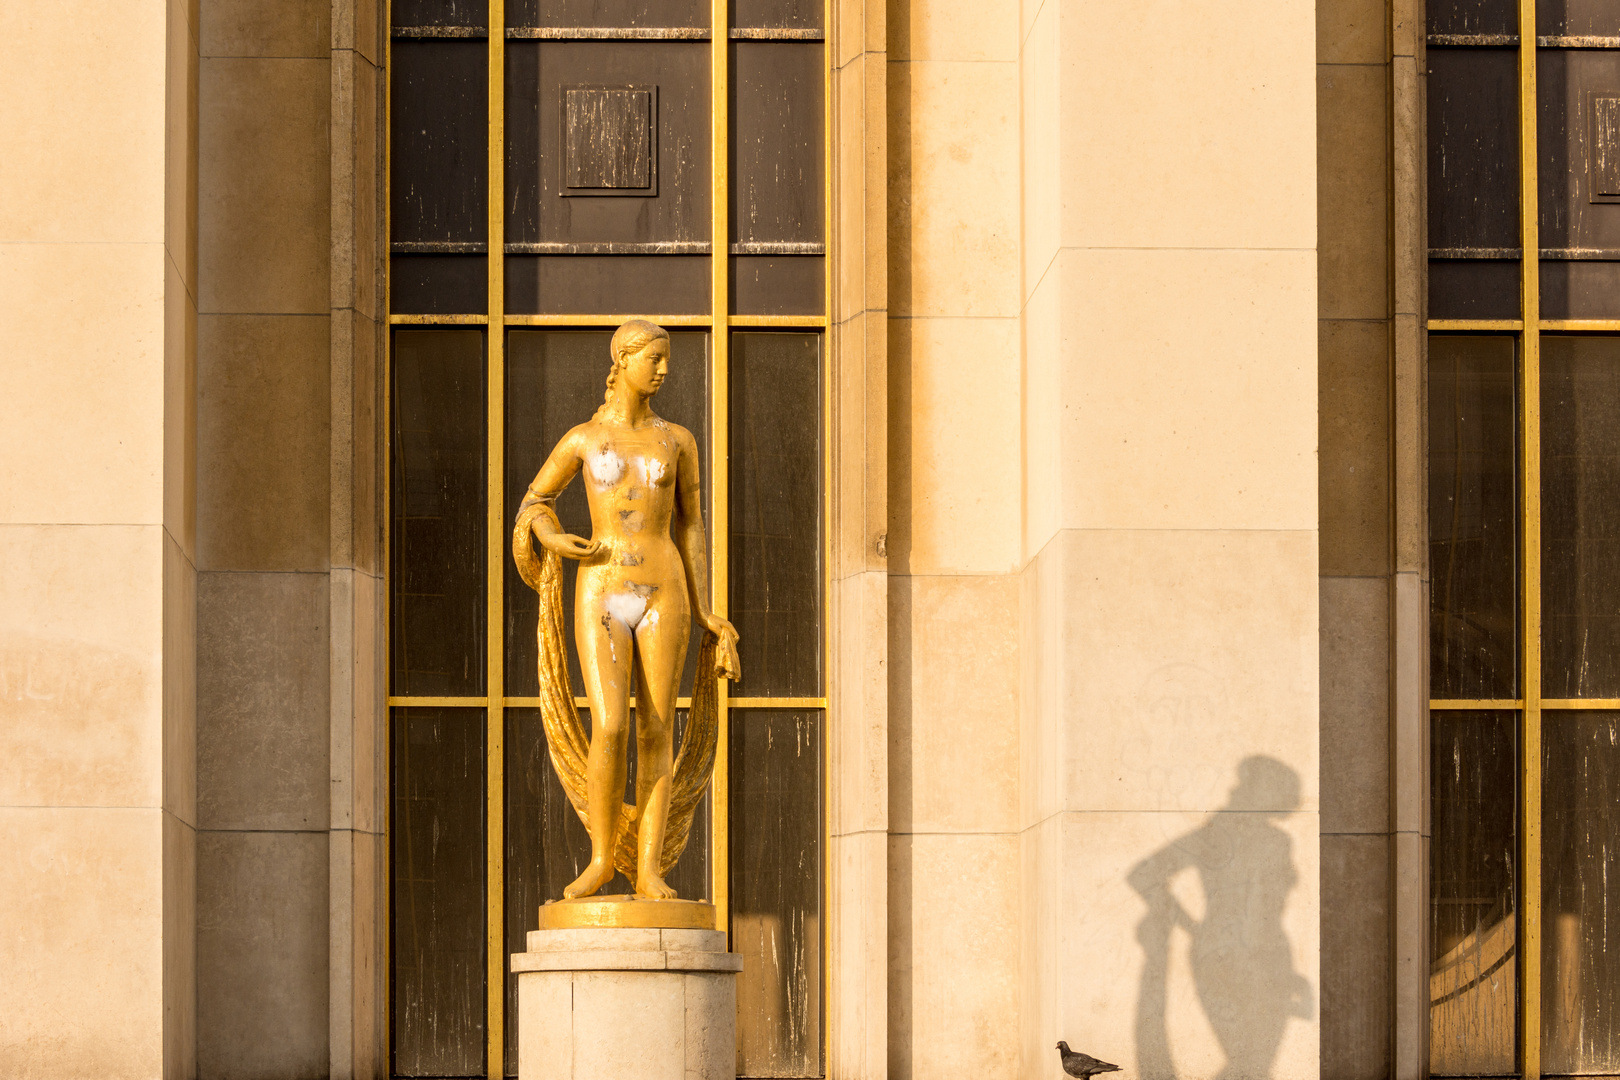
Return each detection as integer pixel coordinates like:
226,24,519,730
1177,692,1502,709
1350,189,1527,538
1056,1041,1120,1080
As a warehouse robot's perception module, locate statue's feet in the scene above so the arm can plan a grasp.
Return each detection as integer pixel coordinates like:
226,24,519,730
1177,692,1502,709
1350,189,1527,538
634,870,677,900
564,857,614,899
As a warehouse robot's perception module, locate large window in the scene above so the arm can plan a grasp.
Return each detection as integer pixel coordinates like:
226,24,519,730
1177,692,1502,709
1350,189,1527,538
384,2,829,1076
1429,1,1620,1074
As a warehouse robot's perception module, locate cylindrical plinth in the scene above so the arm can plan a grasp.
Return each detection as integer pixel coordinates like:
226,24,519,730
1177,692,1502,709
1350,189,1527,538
512,925,742,1080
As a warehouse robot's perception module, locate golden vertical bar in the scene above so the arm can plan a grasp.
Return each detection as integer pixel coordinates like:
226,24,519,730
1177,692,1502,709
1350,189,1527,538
820,0,834,1068
487,4,507,1076
382,0,395,1065
709,0,731,938
1518,1,1542,1074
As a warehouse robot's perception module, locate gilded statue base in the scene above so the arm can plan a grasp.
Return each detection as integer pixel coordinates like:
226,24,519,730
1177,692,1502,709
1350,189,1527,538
512,925,741,1080
536,893,718,931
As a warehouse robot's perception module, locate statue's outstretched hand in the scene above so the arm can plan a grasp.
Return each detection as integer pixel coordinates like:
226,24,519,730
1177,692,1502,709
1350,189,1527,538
538,532,599,560
700,613,742,681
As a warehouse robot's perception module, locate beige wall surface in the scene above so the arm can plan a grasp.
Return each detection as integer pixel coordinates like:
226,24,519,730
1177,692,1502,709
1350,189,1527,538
0,1,197,1077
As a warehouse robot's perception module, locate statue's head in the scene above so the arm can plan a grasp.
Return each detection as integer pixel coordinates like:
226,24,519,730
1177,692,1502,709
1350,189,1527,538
609,318,671,398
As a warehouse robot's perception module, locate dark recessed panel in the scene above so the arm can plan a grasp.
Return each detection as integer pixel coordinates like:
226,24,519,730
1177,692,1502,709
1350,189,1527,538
504,329,709,699
729,333,822,697
731,42,823,245
1429,335,1518,701
1429,710,1518,1077
729,709,823,1078
394,0,488,28
1539,50,1620,250
392,41,488,244
391,255,488,314
505,255,710,314
1538,0,1620,36
391,330,487,697
1542,337,1620,697
1541,258,1620,317
1428,48,1520,252
391,707,487,1079
1428,0,1517,35
1541,710,1620,1075
730,255,823,315
731,0,822,30
1428,259,1522,319
509,0,707,28
505,41,708,246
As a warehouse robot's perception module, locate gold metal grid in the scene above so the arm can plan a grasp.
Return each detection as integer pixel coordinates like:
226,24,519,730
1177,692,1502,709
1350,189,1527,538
383,2,834,1074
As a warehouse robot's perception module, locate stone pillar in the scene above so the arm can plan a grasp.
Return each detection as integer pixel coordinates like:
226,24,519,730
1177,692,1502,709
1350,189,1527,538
512,926,742,1080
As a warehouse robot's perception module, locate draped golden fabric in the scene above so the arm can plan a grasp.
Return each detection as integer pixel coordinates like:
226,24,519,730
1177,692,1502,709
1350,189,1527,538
513,504,719,879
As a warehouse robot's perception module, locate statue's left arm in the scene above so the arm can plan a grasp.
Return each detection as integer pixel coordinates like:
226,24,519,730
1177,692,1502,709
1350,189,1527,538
672,426,740,680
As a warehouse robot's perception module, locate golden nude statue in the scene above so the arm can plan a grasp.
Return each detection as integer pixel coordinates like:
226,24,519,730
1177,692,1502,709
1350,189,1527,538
513,319,740,903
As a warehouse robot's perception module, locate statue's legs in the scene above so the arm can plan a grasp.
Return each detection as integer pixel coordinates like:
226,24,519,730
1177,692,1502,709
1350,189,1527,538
566,599,636,899
631,598,691,899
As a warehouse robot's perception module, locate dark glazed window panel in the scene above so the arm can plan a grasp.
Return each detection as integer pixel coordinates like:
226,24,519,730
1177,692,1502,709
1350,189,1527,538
392,707,487,1078
391,330,487,696
392,41,488,244
504,255,710,313
1429,336,1518,700
1430,711,1518,1077
731,0,822,30
504,330,709,699
1428,48,1521,253
1541,259,1620,318
1538,0,1620,36
729,709,823,1078
1428,259,1522,319
1541,711,1620,1075
501,707,712,1074
1428,0,1517,35
1542,337,1620,697
1538,50,1620,251
731,42,823,244
505,41,708,246
393,0,488,27
730,255,824,316
508,0,707,28
729,333,822,697
391,255,488,314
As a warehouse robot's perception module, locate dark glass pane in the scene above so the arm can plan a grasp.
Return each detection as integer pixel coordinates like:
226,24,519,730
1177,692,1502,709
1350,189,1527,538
1542,710,1620,1074
731,0,821,30
1429,336,1518,700
1430,710,1517,1077
1542,260,1620,319
1538,48,1620,315
731,42,822,245
730,255,823,315
392,707,487,1078
1428,0,1517,35
1542,336,1620,697
393,0,488,28
729,333,822,696
391,330,487,696
392,41,488,245
504,41,708,248
1429,259,1522,319
1539,0,1620,36
505,255,710,314
391,254,488,314
504,330,709,699
729,709,823,1078
508,0,707,28
1428,49,1521,254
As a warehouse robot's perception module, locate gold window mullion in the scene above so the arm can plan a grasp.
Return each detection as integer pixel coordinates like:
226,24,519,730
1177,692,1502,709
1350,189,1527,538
1517,1,1542,1074
487,2,508,1076
709,0,732,938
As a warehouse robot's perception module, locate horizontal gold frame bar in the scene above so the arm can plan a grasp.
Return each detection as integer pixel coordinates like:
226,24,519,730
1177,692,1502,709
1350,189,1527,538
505,313,713,327
1427,319,1524,331
389,313,489,324
387,695,490,708
728,314,828,327
390,313,831,328
1430,699,1523,709
1540,698,1620,710
1540,319,1620,332
390,694,829,709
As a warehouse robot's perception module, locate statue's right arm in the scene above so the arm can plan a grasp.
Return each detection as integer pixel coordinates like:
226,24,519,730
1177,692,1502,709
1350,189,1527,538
518,429,598,560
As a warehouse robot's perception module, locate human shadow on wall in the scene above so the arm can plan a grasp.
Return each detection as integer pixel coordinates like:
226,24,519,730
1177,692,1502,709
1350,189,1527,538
1127,755,1313,1080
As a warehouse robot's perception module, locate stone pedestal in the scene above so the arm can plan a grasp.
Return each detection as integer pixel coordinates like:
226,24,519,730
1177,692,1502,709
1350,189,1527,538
512,925,742,1080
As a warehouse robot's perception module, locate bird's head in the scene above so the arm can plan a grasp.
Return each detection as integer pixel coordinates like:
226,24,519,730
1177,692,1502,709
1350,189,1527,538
1056,1041,1070,1053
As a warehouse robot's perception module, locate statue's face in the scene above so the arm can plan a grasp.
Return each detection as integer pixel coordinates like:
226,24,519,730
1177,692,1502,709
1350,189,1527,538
620,336,669,397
